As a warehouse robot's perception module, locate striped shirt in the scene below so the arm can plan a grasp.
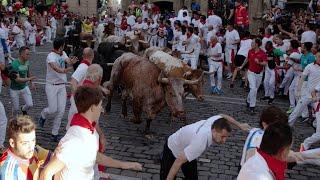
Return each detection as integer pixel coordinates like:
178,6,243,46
0,145,51,180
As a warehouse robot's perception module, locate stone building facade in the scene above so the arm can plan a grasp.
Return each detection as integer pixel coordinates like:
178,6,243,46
66,0,98,17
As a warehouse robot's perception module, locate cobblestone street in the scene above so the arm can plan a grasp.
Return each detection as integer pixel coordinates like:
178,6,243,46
1,44,320,180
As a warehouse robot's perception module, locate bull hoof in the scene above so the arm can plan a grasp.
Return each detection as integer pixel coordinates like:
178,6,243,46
130,118,142,124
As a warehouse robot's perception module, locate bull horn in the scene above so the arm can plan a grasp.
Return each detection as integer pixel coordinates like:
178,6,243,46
203,71,215,75
125,44,132,48
183,71,192,78
158,72,169,84
138,40,149,44
113,44,119,48
107,63,114,66
184,72,204,85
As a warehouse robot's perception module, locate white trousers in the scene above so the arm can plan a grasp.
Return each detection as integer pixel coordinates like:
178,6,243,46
45,26,52,42
247,70,263,107
288,82,310,126
66,96,77,130
183,55,198,70
264,67,276,98
280,67,294,95
51,28,57,40
303,108,320,149
289,74,300,108
15,37,25,48
0,79,8,148
149,35,157,47
208,59,223,89
41,84,66,136
224,48,236,64
157,36,166,47
9,86,33,116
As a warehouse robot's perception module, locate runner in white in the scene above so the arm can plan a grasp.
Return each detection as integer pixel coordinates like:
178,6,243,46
207,36,223,95
38,38,78,142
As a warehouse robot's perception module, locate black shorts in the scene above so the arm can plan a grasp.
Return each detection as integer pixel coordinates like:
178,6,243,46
235,54,247,68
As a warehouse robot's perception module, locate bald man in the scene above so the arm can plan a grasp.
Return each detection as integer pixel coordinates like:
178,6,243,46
67,47,94,129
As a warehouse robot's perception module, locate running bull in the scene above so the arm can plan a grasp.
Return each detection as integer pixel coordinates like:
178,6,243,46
105,53,203,134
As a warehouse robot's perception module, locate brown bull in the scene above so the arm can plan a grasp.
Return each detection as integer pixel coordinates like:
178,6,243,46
105,53,201,134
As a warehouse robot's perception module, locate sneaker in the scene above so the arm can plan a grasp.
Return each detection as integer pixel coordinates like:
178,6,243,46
211,86,217,94
249,107,255,115
268,98,274,105
227,74,232,79
260,96,270,101
51,135,59,142
246,101,250,108
216,88,224,95
38,116,46,128
287,107,294,114
299,144,306,152
21,106,27,115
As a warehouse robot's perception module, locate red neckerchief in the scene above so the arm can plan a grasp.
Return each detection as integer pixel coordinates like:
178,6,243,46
82,79,95,87
264,34,272,38
211,42,217,48
257,149,287,180
187,33,192,39
291,49,300,54
70,113,96,134
52,49,62,56
81,59,91,66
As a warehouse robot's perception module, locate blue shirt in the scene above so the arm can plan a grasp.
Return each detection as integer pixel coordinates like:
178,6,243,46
301,52,316,70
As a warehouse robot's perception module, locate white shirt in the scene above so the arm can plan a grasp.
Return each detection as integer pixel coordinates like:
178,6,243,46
303,63,320,94
168,115,221,162
71,63,89,83
181,34,199,53
240,128,264,166
237,39,253,57
46,51,69,84
225,29,240,50
238,153,274,180
12,25,24,40
206,15,222,31
274,41,290,61
132,22,147,31
301,30,317,45
142,9,149,20
127,15,136,28
191,19,200,28
50,17,57,29
207,43,223,61
56,125,99,180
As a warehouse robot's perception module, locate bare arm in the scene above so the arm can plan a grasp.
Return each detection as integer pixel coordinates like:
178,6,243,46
69,77,79,93
219,114,251,131
48,62,73,74
96,152,142,170
166,152,188,180
39,155,65,180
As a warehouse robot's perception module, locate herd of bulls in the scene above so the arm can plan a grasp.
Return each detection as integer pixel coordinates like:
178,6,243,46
66,31,212,136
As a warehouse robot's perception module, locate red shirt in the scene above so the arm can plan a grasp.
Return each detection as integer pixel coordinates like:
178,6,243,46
248,49,267,73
